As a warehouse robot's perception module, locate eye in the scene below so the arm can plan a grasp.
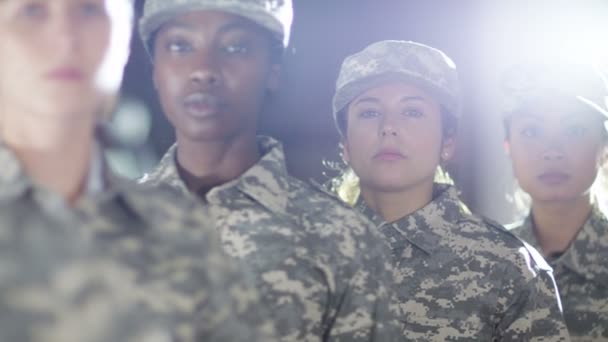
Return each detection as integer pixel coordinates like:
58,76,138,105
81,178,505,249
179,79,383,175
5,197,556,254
359,110,381,119
223,43,249,55
78,2,106,17
20,2,47,19
165,39,193,54
521,125,540,138
565,125,587,137
402,108,423,118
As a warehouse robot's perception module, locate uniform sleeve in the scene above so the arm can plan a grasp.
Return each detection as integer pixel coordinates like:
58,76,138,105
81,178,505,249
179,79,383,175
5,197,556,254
179,206,278,342
498,247,570,341
327,215,404,342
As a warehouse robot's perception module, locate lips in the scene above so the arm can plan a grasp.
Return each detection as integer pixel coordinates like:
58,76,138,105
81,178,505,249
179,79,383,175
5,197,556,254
538,171,571,185
46,67,84,81
373,148,406,161
182,93,222,118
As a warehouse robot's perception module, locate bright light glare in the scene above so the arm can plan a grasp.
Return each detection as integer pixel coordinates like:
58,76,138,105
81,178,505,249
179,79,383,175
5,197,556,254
95,0,134,94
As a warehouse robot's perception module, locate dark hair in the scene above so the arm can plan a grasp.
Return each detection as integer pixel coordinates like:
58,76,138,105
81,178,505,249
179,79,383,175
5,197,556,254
440,106,458,140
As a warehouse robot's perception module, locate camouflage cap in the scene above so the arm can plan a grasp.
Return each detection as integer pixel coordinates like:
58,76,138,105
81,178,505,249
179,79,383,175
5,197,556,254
332,40,461,136
139,0,293,52
501,61,608,119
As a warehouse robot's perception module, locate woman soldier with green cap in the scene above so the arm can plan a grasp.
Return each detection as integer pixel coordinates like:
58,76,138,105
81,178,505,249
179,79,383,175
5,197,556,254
0,0,272,341
330,40,569,341
503,61,608,340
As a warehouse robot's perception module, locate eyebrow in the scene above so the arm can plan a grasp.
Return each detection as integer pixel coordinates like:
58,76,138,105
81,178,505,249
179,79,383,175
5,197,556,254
353,95,427,106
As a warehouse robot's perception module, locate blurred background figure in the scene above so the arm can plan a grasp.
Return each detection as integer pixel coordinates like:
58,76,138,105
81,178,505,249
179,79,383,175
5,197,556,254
504,61,608,341
0,0,273,340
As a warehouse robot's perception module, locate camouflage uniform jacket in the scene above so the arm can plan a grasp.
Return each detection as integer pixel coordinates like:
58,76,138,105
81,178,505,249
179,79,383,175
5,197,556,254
0,143,274,342
356,184,570,341
140,135,401,342
510,206,608,341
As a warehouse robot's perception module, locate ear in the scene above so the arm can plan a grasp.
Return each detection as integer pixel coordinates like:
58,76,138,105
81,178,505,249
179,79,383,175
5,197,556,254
441,135,457,161
266,64,281,93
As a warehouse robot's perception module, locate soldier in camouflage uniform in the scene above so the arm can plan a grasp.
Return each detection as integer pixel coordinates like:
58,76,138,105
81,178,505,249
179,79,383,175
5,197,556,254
138,0,401,340
504,61,608,341
0,1,273,340
330,40,570,341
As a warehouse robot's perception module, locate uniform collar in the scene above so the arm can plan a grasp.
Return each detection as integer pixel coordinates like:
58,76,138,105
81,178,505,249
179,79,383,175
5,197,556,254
357,183,468,256
143,136,290,213
0,143,30,200
0,141,108,201
0,142,148,230
525,206,608,285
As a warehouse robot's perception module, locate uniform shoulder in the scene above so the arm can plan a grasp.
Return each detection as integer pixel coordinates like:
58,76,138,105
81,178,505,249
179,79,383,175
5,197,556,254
115,180,210,231
504,219,526,232
121,180,194,207
480,217,552,273
288,177,361,213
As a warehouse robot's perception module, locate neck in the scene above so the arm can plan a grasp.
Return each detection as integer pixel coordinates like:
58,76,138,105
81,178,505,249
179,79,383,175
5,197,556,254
2,111,95,205
175,131,260,196
360,179,434,223
530,194,593,257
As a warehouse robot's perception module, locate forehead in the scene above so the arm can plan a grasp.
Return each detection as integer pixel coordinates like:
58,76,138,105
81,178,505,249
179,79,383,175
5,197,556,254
158,10,265,35
513,95,604,123
354,81,435,103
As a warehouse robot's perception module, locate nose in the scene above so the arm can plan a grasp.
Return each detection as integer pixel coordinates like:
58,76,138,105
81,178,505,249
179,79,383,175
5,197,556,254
541,147,565,161
51,12,81,56
189,49,221,88
380,114,398,137
541,134,566,161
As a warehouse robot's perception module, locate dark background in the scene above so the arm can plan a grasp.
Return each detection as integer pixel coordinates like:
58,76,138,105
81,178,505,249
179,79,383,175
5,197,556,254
119,0,608,224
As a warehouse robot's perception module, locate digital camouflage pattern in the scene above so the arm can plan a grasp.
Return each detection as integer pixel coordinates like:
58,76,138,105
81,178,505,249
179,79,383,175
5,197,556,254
509,206,608,341
332,40,461,136
139,0,293,52
0,143,274,342
140,136,401,342
355,184,570,341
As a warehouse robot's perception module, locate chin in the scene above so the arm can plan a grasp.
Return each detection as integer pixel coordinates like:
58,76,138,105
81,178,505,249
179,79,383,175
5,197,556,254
365,177,418,193
179,126,236,142
528,188,584,203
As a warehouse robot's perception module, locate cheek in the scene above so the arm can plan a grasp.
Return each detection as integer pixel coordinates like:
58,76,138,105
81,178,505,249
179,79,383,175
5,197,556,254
224,61,271,103
153,66,184,123
409,119,443,157
570,143,603,183
155,66,180,103
508,143,536,180
0,38,41,98
344,126,376,167
346,123,377,150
